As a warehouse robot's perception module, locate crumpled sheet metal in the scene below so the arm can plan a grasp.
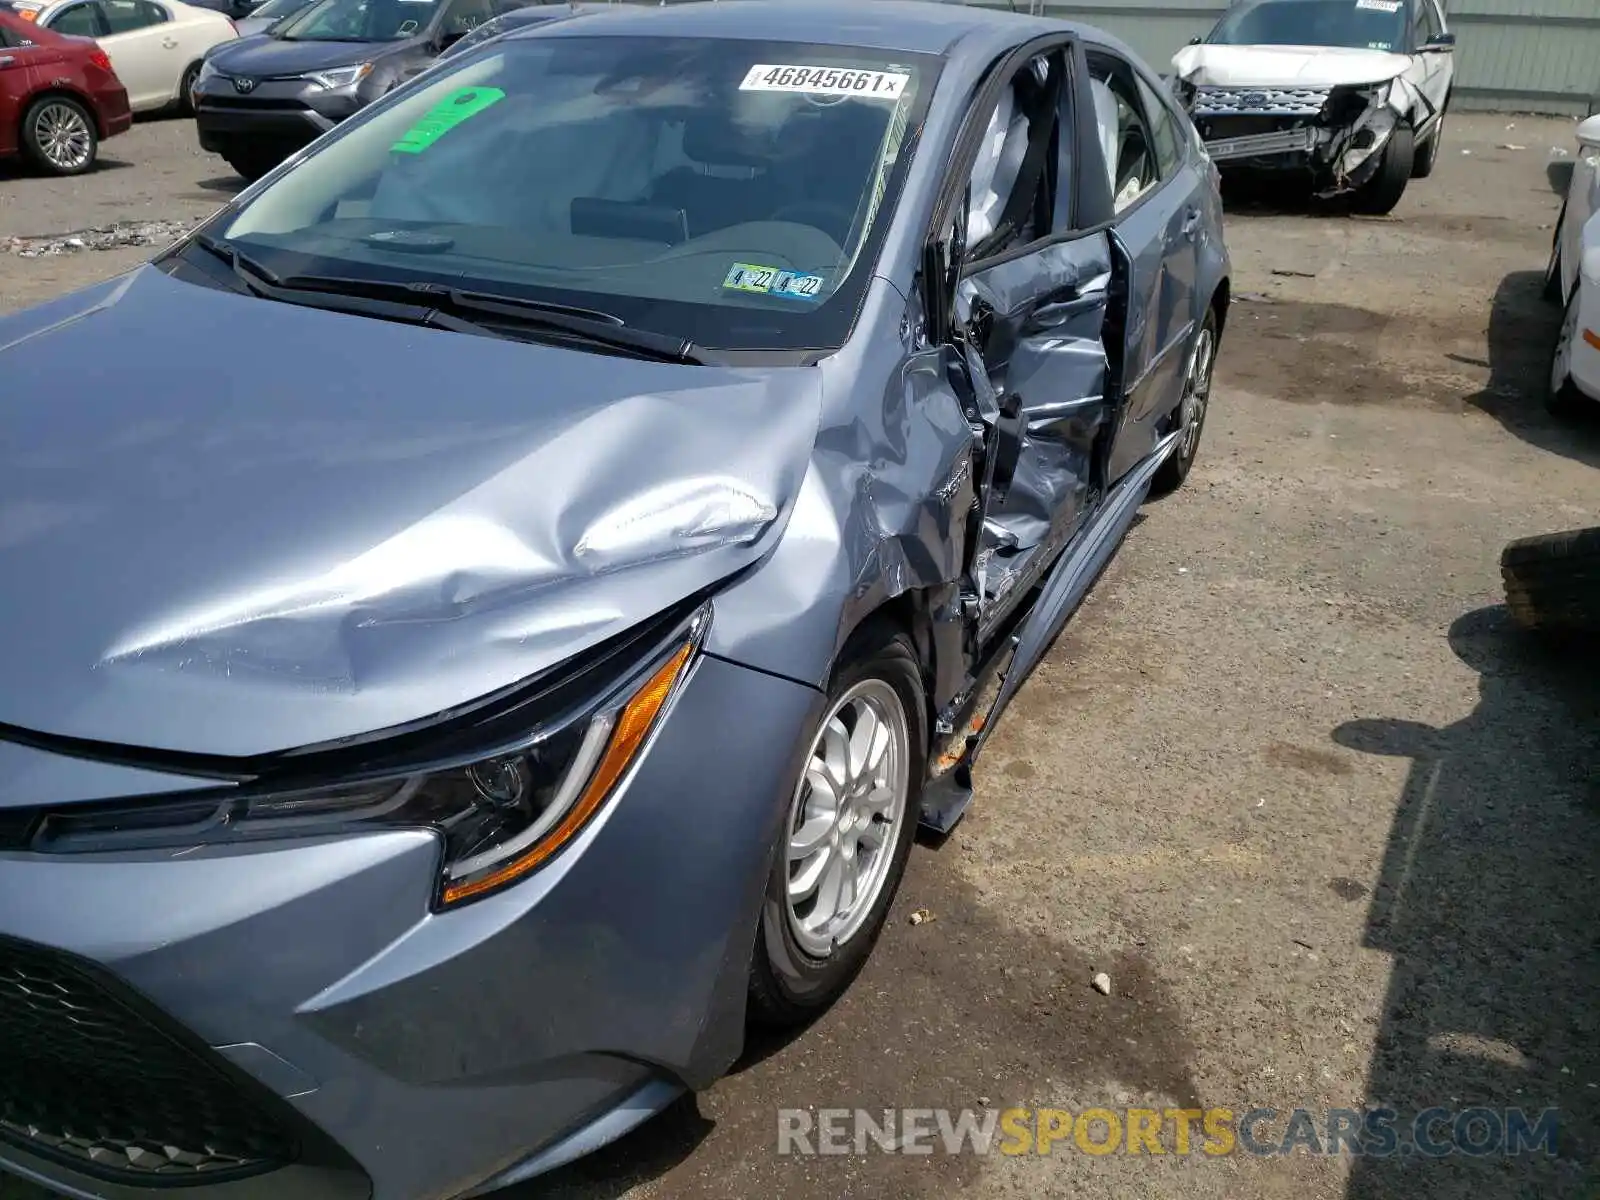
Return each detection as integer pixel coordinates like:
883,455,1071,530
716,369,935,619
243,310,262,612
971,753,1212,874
1334,76,1426,180
957,237,1112,599
705,278,976,690
0,266,819,756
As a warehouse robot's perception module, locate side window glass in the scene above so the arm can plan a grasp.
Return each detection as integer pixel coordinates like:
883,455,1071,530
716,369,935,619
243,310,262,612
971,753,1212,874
962,50,1065,260
138,0,169,23
50,3,104,36
102,0,156,31
1087,54,1157,213
1134,73,1183,181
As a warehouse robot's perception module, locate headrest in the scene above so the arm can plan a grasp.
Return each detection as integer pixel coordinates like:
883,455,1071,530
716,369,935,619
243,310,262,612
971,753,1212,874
682,111,775,167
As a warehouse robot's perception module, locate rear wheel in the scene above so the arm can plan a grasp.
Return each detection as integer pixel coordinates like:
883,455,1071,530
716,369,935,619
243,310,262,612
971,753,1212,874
1351,125,1414,215
1411,114,1443,179
21,96,97,177
1151,307,1219,496
748,626,925,1028
178,62,202,115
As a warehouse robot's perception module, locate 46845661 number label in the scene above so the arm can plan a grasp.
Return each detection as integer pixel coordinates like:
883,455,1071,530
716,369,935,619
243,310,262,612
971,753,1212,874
739,63,910,100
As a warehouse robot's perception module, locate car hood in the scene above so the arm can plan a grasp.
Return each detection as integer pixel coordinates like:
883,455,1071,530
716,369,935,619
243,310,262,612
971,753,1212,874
208,33,412,75
1172,43,1411,88
0,266,820,757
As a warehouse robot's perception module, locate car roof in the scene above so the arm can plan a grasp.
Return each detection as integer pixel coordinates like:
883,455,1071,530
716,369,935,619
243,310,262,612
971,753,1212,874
523,0,1077,57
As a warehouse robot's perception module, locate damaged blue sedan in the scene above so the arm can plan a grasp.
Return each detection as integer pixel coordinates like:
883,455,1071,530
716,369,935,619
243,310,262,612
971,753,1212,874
0,2,1229,1197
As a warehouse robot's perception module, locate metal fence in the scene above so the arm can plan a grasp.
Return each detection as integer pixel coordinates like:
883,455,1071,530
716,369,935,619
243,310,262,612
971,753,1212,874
957,0,1600,115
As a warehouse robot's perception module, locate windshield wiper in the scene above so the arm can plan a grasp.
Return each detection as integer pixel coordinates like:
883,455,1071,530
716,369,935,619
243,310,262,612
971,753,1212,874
194,233,283,293
192,236,514,339
274,273,707,364
186,243,704,363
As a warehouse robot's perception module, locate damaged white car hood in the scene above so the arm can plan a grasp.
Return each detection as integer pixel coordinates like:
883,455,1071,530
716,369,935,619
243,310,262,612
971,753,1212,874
1172,43,1411,88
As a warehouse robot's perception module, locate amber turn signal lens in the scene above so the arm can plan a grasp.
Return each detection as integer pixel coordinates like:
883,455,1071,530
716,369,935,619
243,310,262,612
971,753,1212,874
440,642,694,905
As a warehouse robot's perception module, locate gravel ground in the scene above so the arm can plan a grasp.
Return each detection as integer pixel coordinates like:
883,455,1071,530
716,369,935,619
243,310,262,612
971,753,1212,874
1,111,1597,1200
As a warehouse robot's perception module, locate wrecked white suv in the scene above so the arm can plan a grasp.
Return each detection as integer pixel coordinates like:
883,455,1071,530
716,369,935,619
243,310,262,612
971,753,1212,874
1171,0,1455,213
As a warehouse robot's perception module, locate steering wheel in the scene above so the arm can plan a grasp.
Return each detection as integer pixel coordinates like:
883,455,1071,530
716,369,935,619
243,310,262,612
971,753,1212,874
767,200,854,244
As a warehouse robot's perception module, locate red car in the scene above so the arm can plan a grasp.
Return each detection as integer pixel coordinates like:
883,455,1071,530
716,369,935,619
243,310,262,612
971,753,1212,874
0,6,131,175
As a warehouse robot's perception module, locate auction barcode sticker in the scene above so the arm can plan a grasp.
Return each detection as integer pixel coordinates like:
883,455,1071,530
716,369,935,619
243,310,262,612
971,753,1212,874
740,64,910,99
1354,0,1401,11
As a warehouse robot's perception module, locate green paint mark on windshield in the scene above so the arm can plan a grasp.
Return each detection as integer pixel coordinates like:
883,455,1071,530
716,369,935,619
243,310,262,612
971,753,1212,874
391,86,506,154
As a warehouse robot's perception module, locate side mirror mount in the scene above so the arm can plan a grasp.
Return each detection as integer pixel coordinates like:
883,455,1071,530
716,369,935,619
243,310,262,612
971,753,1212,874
1422,31,1456,51
1187,35,1201,45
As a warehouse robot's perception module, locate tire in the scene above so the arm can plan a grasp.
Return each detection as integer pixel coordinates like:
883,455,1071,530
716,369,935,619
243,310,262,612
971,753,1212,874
1151,306,1220,496
1351,125,1414,215
1411,114,1442,179
748,625,927,1028
1544,198,1568,304
1501,526,1600,636
178,62,202,116
224,150,281,183
20,95,98,177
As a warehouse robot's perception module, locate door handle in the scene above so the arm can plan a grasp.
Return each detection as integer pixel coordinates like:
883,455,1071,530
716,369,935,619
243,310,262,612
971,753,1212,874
162,37,178,47
1181,207,1202,238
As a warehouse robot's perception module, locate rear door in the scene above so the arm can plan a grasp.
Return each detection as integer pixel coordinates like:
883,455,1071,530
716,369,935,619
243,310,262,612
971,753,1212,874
1085,46,1201,484
96,0,175,107
930,39,1123,634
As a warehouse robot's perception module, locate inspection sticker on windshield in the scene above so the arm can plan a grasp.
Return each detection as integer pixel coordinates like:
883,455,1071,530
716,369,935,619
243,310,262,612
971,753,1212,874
723,262,825,301
1355,0,1401,11
391,85,505,154
739,64,909,100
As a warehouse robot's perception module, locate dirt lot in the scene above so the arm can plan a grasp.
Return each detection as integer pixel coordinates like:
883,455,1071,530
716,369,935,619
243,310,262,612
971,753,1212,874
2,111,1597,1200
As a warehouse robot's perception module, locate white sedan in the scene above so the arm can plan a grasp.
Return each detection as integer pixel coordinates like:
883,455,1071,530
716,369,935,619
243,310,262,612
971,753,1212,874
13,0,236,112
1546,114,1600,415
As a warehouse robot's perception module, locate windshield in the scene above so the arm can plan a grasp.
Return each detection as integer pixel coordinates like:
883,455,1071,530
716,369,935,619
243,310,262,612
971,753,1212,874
1207,0,1409,53
251,0,312,22
275,0,440,42
212,35,938,353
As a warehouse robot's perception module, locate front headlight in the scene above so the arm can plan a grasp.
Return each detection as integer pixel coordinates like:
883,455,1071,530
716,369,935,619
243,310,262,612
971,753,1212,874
197,57,220,84
30,604,709,908
304,62,372,89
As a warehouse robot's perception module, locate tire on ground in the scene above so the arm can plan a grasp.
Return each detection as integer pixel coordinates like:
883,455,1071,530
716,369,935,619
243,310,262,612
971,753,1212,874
1351,124,1414,215
21,95,98,177
1500,526,1600,636
748,623,926,1028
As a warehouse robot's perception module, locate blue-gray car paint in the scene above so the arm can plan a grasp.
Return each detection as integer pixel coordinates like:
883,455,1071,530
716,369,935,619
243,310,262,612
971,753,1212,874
0,3,1229,1197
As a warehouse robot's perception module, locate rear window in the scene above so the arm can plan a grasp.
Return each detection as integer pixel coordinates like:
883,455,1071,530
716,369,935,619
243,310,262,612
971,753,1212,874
216,34,941,352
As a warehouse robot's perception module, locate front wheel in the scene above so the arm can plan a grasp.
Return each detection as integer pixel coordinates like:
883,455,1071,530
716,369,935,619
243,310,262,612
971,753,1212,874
224,150,282,183
748,627,926,1028
1351,125,1414,215
1151,307,1219,496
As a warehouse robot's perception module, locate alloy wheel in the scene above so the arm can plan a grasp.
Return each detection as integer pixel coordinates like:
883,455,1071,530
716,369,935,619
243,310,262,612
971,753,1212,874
1178,322,1216,459
34,103,91,172
783,679,910,959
